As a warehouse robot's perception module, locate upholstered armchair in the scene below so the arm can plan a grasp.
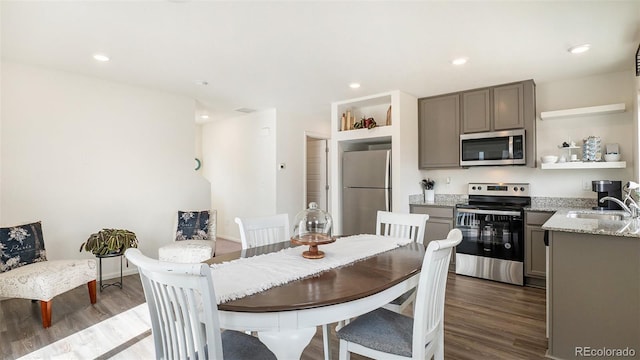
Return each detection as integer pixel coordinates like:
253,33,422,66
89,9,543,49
158,210,216,263
0,221,97,328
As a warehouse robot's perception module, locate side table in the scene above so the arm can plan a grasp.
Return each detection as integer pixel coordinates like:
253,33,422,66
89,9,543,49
96,253,123,292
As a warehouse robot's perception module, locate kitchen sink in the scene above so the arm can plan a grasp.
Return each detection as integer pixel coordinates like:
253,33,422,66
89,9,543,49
566,211,625,221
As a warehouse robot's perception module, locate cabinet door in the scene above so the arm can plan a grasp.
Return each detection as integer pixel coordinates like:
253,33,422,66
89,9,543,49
410,205,455,267
493,83,524,130
525,225,547,278
461,89,491,133
418,94,460,169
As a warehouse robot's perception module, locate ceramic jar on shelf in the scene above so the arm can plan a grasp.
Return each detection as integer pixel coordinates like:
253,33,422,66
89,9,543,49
582,136,601,162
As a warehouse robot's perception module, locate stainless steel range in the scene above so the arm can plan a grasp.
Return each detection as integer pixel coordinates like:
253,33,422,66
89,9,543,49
455,183,531,286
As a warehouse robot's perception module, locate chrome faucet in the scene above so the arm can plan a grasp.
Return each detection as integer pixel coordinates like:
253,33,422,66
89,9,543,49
600,181,640,218
599,197,638,218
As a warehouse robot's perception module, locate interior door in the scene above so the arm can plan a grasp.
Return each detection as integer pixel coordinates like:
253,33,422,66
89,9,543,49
306,138,328,211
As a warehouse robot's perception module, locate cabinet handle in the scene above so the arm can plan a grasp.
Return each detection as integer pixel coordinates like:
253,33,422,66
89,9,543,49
543,230,549,246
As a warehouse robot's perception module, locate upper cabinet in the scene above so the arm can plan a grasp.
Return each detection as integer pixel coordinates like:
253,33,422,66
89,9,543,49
418,94,461,169
419,79,537,169
493,82,525,130
461,89,491,133
462,82,526,133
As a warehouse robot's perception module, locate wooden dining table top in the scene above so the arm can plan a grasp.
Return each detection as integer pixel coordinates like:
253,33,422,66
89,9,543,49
204,239,425,313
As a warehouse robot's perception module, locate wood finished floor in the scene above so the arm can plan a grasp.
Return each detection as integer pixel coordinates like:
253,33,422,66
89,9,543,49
0,240,547,359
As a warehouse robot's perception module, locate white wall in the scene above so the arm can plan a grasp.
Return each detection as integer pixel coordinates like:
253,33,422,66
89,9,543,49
201,109,277,240
420,70,637,198
1,62,211,277
275,110,330,220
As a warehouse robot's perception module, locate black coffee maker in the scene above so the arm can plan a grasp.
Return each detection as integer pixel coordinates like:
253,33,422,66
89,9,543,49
592,180,622,210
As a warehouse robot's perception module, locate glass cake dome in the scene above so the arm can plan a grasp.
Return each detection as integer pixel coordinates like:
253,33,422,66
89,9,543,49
292,202,333,242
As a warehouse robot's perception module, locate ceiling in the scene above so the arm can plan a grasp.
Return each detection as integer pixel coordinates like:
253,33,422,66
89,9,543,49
2,1,639,123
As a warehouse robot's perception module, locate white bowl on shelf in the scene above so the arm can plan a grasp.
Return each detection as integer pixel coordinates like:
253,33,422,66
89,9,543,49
541,155,558,164
604,153,621,162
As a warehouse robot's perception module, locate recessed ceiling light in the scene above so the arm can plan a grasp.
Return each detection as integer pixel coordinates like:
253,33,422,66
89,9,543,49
568,44,591,54
235,107,256,114
452,57,468,66
200,114,209,119
93,54,110,62
349,83,361,89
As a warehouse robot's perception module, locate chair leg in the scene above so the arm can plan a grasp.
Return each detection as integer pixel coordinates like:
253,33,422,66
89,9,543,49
88,280,97,304
338,339,350,360
434,328,445,360
322,324,331,360
40,300,52,328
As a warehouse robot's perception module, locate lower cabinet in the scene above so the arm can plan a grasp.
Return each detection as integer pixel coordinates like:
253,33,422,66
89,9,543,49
410,204,455,271
524,210,553,288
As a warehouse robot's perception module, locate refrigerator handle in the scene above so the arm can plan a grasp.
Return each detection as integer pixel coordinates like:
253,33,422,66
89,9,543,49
386,189,390,211
385,150,391,189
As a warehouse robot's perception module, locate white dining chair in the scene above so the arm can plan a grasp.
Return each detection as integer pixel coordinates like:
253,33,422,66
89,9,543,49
376,210,429,313
125,248,276,360
235,213,336,360
234,214,290,249
336,229,462,360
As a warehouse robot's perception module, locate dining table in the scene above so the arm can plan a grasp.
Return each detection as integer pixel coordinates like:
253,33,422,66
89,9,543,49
204,236,426,360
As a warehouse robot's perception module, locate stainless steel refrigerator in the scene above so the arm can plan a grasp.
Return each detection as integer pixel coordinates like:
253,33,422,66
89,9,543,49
342,149,392,235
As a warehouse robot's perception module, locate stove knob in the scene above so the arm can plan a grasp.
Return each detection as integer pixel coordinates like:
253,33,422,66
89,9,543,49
477,186,482,190
513,186,518,192
472,186,476,190
520,187,526,192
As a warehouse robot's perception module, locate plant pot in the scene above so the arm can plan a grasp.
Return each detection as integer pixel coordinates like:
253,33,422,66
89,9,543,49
424,189,435,203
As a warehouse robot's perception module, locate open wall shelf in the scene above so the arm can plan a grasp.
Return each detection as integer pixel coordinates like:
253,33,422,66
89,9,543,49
540,103,626,120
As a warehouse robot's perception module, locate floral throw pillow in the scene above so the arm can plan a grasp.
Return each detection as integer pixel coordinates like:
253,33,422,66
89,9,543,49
0,221,47,273
176,211,210,241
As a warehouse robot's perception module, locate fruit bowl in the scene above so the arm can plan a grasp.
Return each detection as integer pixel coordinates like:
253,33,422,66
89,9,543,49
541,155,558,164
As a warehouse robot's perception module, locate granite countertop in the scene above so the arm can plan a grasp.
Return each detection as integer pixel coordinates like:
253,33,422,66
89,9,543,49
542,209,640,238
527,197,596,212
409,194,466,208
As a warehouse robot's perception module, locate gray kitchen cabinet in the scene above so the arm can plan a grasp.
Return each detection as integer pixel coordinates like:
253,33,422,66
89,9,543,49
410,204,455,270
548,231,639,359
524,210,552,288
461,81,528,133
418,94,460,169
493,82,525,130
461,89,491,133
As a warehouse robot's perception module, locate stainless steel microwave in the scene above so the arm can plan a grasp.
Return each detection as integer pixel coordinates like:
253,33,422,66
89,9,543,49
460,129,526,166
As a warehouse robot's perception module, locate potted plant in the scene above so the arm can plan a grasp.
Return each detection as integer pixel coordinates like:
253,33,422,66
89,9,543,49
420,178,436,203
79,228,138,256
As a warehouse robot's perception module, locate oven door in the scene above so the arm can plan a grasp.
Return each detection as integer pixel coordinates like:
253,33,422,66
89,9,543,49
455,208,524,262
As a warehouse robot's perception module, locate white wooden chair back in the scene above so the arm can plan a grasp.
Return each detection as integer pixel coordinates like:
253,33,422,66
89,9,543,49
125,249,223,360
235,214,290,249
376,211,428,243
412,229,462,359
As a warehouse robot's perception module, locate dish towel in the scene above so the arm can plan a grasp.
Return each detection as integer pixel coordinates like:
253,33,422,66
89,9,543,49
210,234,413,304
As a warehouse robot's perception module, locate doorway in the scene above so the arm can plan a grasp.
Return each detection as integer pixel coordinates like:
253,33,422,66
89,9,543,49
305,136,329,211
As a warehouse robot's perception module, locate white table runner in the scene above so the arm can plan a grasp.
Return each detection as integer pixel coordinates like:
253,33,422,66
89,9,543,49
210,234,413,304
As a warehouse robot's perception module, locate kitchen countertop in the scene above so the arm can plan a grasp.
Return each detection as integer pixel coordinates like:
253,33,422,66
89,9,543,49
409,193,640,237
409,194,466,207
542,209,640,238
527,197,596,211
409,194,598,211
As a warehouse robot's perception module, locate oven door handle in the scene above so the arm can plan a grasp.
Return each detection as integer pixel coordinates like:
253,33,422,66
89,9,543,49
457,208,522,217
